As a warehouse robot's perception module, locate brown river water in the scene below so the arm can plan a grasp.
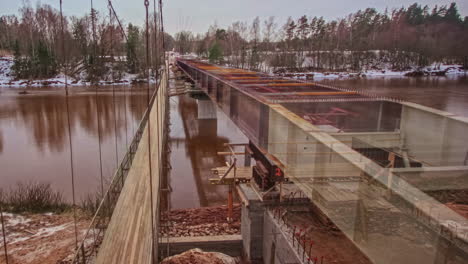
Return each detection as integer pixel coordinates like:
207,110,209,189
0,85,148,204
323,75,468,117
1,75,467,209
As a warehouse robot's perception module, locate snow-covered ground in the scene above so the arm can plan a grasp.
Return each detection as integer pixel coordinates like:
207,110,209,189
0,211,91,264
2,55,466,88
276,63,466,81
0,56,156,88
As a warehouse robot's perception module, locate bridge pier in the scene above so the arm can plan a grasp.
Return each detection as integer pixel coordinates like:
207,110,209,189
239,184,265,261
238,184,307,264
197,99,217,120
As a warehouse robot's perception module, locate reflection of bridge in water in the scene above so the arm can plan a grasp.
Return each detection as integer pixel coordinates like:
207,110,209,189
169,95,231,207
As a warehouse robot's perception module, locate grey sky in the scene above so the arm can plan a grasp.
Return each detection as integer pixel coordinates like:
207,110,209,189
1,0,467,35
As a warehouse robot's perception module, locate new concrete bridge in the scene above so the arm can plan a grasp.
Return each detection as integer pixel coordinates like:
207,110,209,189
72,60,468,264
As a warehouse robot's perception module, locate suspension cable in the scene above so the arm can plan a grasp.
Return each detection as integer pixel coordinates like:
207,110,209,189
153,0,159,80
152,0,163,250
107,0,141,71
0,203,9,264
90,0,97,84
89,0,105,212
123,88,129,149
60,0,79,249
144,1,156,263
109,2,119,170
156,0,171,257
95,88,105,198
159,0,166,63
107,0,128,42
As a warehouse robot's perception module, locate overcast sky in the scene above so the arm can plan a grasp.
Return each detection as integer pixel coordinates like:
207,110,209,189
1,0,467,34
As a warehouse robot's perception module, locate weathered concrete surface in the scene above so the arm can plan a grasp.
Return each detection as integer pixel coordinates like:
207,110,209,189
262,211,304,264
238,184,265,261
238,184,307,264
400,102,468,166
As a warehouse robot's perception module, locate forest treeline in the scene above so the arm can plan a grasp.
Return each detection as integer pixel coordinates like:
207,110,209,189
1,2,467,80
0,3,173,81
175,2,468,72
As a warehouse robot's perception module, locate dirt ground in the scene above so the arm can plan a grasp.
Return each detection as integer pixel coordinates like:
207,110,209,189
161,205,241,237
0,211,90,264
285,211,373,264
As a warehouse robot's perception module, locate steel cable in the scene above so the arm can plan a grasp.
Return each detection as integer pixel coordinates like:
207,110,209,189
60,0,79,249
110,3,119,171
0,203,9,264
144,1,157,263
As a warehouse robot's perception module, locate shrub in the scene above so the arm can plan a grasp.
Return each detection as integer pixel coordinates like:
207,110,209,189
0,182,68,213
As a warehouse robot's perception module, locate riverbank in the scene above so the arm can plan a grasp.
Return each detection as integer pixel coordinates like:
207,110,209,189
0,211,90,264
0,57,156,88
2,56,467,88
274,64,467,81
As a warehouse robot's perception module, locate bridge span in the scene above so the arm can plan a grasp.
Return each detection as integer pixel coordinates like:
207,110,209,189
70,59,468,264
175,59,468,264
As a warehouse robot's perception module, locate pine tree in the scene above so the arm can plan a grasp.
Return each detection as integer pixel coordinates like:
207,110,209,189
126,24,140,74
208,41,223,63
12,40,25,79
34,40,57,78
444,3,462,24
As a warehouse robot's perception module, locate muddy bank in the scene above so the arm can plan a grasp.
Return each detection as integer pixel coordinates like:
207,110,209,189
0,212,90,264
161,205,241,238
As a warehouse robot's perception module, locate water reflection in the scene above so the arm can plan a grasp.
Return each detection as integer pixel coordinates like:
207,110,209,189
0,86,147,201
168,94,247,209
324,76,468,117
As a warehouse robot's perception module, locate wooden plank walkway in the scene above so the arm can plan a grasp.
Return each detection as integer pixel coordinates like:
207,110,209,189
95,72,168,264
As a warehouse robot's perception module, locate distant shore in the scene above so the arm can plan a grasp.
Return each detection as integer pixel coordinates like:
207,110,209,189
0,57,157,88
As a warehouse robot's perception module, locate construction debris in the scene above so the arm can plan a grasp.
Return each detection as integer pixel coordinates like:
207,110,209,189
161,248,239,264
161,205,241,238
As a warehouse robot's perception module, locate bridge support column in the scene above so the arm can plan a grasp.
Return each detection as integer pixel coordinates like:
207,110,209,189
197,99,217,120
238,184,265,262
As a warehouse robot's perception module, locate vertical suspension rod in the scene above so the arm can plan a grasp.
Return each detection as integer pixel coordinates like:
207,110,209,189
109,2,119,170
158,0,166,62
144,1,156,263
60,0,79,249
0,203,9,264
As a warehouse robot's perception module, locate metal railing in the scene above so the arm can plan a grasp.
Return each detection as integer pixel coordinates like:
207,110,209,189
71,79,162,264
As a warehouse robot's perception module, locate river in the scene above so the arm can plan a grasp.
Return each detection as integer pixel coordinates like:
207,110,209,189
1,75,467,209
0,85,148,203
322,75,468,117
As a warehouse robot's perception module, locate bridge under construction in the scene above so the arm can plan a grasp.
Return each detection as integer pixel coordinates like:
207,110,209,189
1,27,468,261
48,57,467,264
